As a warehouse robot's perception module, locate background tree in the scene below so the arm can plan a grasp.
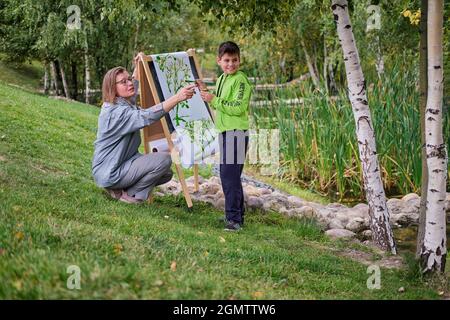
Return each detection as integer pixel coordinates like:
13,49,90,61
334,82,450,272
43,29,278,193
331,0,397,254
418,0,447,274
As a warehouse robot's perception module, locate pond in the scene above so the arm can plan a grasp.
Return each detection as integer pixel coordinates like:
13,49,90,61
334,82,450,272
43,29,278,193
394,224,450,254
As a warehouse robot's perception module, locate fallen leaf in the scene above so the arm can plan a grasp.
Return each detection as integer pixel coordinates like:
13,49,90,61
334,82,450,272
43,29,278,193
113,243,123,255
154,280,164,287
12,280,23,290
219,236,226,243
203,251,209,257
14,231,24,241
252,291,264,298
197,231,204,236
170,261,177,272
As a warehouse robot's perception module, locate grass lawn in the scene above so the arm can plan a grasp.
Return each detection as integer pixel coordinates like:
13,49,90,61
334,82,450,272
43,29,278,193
0,81,446,299
0,56,44,92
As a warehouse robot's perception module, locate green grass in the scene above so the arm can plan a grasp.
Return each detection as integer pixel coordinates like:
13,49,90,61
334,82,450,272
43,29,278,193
0,81,446,299
0,56,43,92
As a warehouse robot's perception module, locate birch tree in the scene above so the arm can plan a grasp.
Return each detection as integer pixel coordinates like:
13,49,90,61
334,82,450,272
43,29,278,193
418,0,447,274
331,0,396,253
416,0,428,259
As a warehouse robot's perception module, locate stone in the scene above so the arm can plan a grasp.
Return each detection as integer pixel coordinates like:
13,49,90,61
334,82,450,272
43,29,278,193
402,193,419,202
352,203,369,217
247,196,264,209
387,198,407,215
209,176,221,185
199,194,215,205
390,213,409,226
326,202,348,211
328,218,344,229
325,229,356,239
214,191,224,202
263,199,284,212
317,208,337,220
260,188,272,195
345,217,367,233
297,206,317,218
335,211,351,225
287,195,305,208
244,185,262,197
361,229,373,240
185,175,205,185
158,180,180,195
199,182,221,195
214,198,225,210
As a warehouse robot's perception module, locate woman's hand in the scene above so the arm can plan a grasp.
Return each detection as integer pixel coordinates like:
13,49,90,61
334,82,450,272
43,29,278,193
176,84,196,103
132,52,145,79
200,91,215,103
133,52,145,67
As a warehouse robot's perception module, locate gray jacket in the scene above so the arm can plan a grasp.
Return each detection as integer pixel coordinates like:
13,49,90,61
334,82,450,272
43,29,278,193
92,93,166,188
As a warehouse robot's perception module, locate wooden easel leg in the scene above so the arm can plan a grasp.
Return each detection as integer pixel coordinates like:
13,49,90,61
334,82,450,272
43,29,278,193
173,163,193,208
193,164,199,192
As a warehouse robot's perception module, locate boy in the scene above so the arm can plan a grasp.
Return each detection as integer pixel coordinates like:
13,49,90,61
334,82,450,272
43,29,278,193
200,41,252,231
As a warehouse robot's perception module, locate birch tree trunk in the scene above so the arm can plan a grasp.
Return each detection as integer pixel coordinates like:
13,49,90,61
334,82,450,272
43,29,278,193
59,60,70,99
416,0,428,259
43,61,49,94
84,30,91,104
323,39,329,94
331,0,397,254
50,60,60,96
419,0,447,274
301,39,320,89
375,35,384,79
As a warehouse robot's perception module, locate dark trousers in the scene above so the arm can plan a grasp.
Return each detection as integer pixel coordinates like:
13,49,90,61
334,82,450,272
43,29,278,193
219,130,249,225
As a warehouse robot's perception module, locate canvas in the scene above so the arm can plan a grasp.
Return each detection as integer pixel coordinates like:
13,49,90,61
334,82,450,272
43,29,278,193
151,51,218,168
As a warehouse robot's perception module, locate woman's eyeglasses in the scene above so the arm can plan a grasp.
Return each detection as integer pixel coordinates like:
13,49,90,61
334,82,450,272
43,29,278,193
116,76,133,85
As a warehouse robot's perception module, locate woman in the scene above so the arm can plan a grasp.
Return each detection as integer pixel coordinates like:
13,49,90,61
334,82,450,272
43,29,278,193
92,53,196,204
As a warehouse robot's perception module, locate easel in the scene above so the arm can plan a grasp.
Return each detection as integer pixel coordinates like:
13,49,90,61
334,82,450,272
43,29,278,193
137,49,208,209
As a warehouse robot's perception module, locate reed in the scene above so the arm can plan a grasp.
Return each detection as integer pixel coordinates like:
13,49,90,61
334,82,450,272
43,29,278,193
250,62,449,201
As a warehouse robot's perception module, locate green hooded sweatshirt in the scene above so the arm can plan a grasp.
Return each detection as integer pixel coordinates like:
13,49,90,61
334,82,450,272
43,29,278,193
210,70,252,133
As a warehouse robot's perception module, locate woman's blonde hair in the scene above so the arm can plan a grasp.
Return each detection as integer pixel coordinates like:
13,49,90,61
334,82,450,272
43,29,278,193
102,66,126,103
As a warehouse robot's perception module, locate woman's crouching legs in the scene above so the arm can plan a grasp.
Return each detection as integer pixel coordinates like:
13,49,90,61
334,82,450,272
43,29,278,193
113,153,173,202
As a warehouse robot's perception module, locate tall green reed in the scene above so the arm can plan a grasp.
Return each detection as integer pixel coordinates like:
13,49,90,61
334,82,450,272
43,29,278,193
250,62,449,201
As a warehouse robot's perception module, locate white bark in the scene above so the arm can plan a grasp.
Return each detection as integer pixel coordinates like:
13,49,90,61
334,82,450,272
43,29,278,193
332,0,396,254
419,0,447,273
375,35,384,78
84,30,91,104
301,39,320,89
43,61,49,94
59,60,70,99
50,60,59,96
323,39,329,94
416,0,428,259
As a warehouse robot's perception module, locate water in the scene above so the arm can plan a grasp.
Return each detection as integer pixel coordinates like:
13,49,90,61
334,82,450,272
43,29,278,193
394,225,450,254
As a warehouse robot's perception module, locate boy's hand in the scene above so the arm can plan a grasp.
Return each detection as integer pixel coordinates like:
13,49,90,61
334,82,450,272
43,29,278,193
195,79,208,92
200,91,215,103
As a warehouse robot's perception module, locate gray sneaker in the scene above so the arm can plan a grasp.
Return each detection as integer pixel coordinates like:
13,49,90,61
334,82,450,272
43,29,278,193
119,191,144,204
106,188,122,200
224,222,241,232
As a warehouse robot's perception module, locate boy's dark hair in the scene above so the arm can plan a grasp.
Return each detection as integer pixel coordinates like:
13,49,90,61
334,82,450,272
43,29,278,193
218,41,240,58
